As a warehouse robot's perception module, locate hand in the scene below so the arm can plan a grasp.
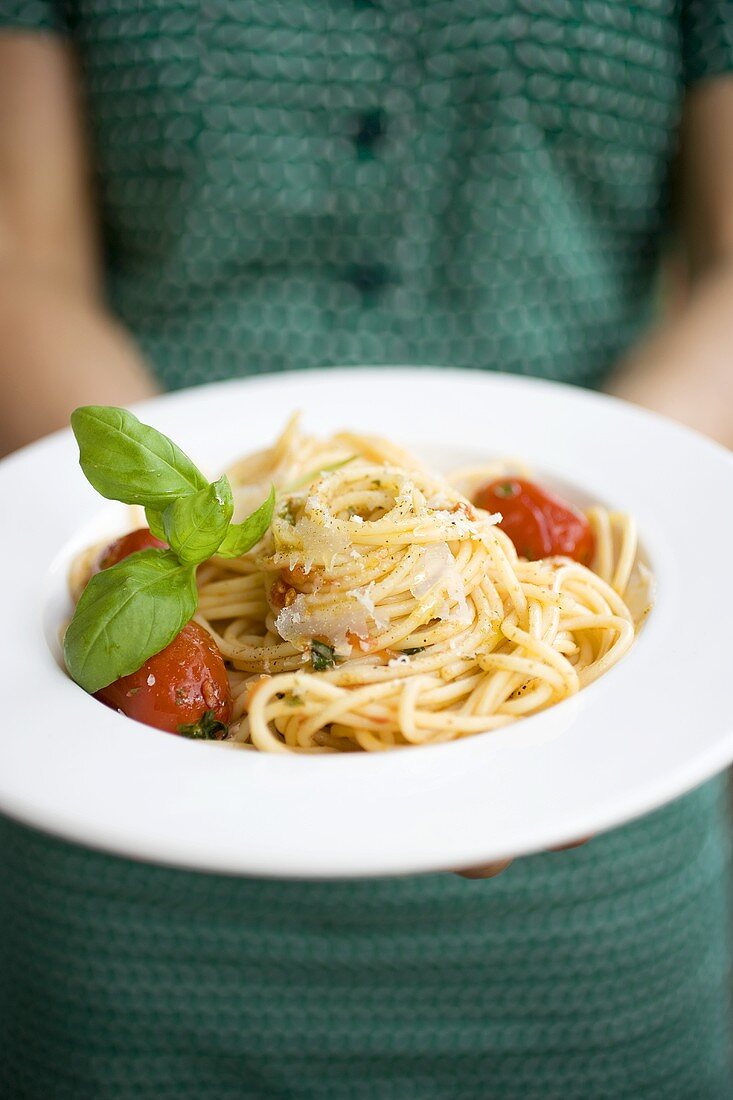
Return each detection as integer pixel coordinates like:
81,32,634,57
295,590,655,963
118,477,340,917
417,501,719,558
606,261,733,450
0,270,159,456
0,37,160,458
455,836,592,879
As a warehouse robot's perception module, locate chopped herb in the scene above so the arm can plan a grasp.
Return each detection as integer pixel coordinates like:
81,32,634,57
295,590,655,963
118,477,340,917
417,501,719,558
280,501,297,526
177,709,228,740
371,479,382,489
174,687,186,704
403,646,425,655
495,481,519,498
285,694,303,707
311,640,336,671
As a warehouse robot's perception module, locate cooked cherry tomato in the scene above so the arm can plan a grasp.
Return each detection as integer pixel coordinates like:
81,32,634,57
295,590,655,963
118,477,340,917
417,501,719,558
93,527,167,575
474,478,595,565
95,621,233,737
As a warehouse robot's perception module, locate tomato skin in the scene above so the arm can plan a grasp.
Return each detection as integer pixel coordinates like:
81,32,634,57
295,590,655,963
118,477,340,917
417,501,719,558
93,528,167,575
89,529,231,736
474,478,595,565
95,621,233,736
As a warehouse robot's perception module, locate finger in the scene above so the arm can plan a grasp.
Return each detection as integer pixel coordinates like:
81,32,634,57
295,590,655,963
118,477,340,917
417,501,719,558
551,835,593,852
455,859,513,879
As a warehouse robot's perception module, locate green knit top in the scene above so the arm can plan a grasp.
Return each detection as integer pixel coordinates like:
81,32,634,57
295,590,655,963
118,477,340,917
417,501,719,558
1,2,732,1098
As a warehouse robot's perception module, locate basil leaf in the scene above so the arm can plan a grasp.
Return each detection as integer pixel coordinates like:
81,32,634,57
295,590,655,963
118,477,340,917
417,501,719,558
162,476,233,565
216,485,276,558
71,406,208,509
64,549,198,693
145,508,166,541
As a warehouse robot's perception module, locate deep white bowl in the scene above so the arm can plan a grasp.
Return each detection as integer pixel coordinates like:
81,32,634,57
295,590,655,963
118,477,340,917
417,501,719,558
1,367,731,877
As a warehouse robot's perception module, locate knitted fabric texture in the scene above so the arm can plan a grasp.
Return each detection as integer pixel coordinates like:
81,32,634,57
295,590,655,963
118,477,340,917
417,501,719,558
1,2,732,1097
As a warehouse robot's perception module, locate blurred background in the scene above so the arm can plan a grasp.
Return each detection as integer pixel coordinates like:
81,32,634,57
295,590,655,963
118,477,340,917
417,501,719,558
1,4,732,1099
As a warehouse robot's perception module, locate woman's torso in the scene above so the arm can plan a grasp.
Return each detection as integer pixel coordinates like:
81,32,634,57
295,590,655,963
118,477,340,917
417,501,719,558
65,0,689,390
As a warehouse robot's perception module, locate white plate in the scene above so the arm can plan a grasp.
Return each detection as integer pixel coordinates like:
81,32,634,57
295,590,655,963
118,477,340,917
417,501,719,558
1,368,731,878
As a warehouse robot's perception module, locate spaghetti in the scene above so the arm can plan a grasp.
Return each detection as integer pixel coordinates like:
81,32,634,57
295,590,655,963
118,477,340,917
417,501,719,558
191,417,651,753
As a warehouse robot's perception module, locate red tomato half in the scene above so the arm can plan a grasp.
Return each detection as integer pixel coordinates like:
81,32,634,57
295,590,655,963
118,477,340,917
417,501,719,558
474,478,595,565
93,527,167,575
96,621,233,737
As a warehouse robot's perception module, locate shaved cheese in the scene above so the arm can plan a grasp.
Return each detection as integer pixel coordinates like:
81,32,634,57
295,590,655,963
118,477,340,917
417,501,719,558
276,513,351,571
353,582,389,629
275,594,370,655
410,543,453,597
296,516,351,568
426,494,454,510
409,543,472,624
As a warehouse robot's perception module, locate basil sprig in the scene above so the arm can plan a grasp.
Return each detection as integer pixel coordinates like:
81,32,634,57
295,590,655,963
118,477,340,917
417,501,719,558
64,406,275,693
216,485,276,558
64,551,198,693
144,507,166,541
70,406,208,509
162,475,234,565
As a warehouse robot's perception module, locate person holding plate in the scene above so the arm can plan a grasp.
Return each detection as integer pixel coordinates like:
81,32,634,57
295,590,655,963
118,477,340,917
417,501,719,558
0,3,732,1098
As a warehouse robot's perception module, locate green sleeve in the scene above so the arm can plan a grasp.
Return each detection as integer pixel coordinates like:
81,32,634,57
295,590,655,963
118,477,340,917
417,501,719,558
0,0,68,33
682,0,733,85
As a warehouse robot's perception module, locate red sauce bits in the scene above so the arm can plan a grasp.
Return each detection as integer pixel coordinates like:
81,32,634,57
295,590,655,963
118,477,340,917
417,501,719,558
90,527,232,737
474,478,595,565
